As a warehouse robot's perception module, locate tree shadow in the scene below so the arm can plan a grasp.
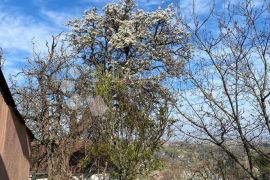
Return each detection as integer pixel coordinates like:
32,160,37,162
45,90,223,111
0,155,9,180
10,109,30,161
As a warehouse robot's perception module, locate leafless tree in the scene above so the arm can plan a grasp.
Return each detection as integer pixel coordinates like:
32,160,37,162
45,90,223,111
174,0,270,179
11,35,93,179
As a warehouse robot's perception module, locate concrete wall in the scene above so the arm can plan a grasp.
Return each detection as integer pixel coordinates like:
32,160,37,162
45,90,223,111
0,95,31,180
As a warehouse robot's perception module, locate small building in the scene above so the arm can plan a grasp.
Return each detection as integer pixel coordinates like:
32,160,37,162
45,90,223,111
0,68,34,180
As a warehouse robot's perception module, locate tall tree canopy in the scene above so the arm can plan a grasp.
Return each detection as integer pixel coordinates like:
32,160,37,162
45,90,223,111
12,0,191,179
67,0,190,79
66,0,191,178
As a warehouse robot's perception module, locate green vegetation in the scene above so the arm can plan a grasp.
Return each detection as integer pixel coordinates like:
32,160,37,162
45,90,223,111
8,0,270,179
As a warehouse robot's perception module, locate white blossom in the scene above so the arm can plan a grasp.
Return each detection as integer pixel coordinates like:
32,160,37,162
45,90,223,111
67,0,191,80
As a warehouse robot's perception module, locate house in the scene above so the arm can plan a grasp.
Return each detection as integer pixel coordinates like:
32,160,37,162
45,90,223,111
0,68,34,180
29,141,110,180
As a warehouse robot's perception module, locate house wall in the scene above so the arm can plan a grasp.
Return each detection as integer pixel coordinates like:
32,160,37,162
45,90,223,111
0,95,31,180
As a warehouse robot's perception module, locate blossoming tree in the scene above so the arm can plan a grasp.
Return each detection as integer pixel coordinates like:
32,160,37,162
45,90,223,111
67,0,190,179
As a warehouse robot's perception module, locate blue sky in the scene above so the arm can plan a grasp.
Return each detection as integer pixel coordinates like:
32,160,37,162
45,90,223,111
0,0,217,77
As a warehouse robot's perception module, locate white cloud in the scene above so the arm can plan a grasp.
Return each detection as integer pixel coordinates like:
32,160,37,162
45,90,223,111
136,0,163,6
81,0,166,8
81,0,113,3
0,6,60,54
41,10,68,28
0,5,65,79
178,0,214,16
40,8,82,28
